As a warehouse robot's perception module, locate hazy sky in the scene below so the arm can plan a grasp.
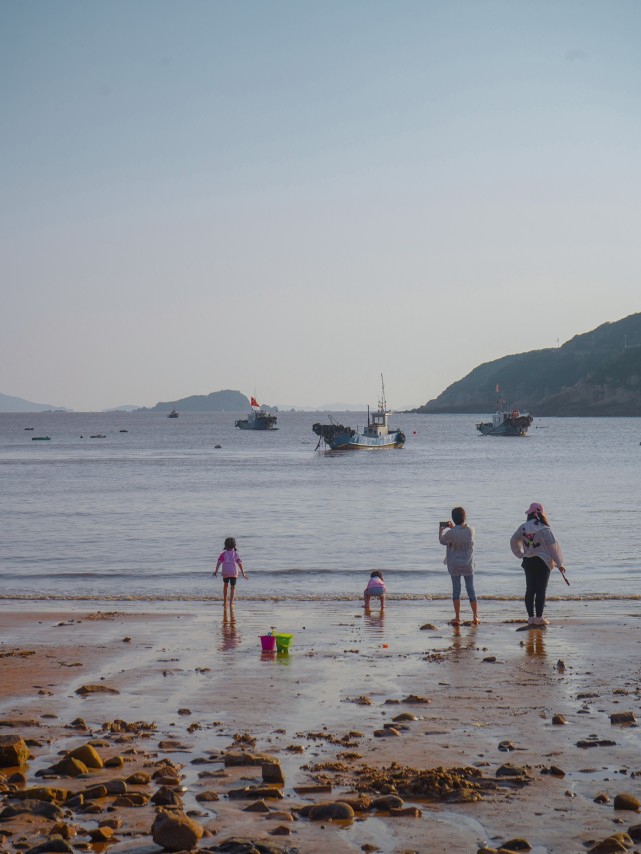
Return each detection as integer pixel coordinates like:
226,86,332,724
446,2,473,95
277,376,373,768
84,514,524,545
2,1,640,411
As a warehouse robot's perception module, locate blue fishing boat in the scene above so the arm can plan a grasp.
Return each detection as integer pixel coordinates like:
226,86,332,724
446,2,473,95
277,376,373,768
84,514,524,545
235,396,278,431
313,377,405,450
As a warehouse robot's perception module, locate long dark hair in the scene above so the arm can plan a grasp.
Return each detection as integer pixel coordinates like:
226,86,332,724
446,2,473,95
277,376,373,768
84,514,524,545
224,537,237,550
527,511,550,527
370,570,384,580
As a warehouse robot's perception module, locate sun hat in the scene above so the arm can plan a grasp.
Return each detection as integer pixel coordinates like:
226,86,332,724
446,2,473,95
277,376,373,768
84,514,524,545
526,502,544,515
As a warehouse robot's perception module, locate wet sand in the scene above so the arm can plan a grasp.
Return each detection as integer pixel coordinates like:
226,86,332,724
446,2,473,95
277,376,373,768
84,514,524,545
2,598,641,853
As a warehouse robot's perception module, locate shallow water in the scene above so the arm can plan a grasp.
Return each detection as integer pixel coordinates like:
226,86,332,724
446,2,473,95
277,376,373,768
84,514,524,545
1,411,639,600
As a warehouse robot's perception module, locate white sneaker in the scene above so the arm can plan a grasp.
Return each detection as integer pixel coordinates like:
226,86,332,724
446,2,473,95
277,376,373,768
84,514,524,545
534,616,550,626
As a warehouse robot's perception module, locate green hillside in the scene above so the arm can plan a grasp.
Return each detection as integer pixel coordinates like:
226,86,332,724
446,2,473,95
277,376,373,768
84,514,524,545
415,313,641,416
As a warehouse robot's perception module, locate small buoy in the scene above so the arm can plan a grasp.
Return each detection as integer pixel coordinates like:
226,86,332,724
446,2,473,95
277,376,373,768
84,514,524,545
413,431,417,435
382,643,388,648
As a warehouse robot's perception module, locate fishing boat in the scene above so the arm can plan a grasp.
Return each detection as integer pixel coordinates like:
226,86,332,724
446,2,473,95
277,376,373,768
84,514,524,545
168,409,179,418
235,396,278,431
312,377,405,450
476,387,533,437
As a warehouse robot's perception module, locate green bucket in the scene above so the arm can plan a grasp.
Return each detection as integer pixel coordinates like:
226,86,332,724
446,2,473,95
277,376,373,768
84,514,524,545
275,633,293,654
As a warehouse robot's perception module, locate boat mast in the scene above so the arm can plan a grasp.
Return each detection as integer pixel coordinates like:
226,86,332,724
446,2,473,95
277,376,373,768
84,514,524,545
380,373,387,411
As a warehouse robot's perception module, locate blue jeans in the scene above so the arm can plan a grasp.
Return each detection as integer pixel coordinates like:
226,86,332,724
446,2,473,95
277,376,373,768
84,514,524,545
451,574,476,602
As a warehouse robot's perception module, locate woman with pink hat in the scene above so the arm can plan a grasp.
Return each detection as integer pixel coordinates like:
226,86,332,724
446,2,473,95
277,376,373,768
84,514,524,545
510,503,566,626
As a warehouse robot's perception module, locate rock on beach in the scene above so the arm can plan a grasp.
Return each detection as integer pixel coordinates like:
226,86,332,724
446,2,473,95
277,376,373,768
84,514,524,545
0,735,30,767
151,810,204,851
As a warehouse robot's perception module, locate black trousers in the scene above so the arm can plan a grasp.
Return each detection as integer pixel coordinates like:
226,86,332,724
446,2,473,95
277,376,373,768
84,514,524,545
522,556,551,617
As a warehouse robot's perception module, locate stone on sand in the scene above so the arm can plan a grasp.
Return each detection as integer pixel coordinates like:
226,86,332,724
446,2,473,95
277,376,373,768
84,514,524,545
75,684,119,695
262,762,285,784
610,712,637,725
588,833,633,853
614,793,641,811
68,743,104,768
308,801,355,821
50,756,89,776
0,735,30,767
151,810,204,851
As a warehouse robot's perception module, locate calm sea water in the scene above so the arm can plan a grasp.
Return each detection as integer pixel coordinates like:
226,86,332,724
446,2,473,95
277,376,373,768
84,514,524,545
1,411,639,601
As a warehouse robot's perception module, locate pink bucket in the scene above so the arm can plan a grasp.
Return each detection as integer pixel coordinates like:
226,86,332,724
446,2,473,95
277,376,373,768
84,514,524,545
260,635,276,652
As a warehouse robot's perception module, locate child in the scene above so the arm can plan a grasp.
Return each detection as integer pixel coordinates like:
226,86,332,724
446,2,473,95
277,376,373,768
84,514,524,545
213,537,248,607
364,570,386,610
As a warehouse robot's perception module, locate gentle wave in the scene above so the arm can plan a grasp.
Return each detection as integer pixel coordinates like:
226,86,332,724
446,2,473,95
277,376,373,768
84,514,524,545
0,593,640,602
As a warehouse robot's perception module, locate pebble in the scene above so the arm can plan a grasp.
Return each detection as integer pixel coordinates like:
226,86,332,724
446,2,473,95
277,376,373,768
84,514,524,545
500,839,532,851
151,810,203,852
552,714,567,725
243,801,271,813
0,736,30,768
613,793,641,811
610,712,637,725
588,833,633,853
308,801,355,821
496,764,527,778
269,825,291,835
372,794,404,810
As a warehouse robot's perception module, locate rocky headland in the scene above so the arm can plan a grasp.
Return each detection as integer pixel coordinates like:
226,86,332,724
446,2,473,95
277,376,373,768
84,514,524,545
414,312,641,417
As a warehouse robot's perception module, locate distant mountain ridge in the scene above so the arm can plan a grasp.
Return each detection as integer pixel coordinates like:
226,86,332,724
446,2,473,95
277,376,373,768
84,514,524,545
140,389,251,412
414,312,641,416
0,392,68,413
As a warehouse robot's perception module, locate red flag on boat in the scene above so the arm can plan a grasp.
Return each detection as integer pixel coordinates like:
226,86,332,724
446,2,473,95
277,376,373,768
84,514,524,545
250,396,259,408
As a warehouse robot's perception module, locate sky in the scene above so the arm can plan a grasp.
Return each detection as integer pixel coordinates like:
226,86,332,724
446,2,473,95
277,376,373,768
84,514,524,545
2,0,640,411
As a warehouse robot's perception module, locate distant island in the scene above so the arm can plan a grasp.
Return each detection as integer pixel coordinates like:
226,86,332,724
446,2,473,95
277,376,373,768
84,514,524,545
413,312,641,417
139,389,252,413
0,392,69,413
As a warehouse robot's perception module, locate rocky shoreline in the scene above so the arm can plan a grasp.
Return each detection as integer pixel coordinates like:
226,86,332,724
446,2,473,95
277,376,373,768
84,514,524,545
2,601,641,853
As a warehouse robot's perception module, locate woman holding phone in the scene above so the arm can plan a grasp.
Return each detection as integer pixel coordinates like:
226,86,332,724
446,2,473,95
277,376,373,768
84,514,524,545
439,507,479,626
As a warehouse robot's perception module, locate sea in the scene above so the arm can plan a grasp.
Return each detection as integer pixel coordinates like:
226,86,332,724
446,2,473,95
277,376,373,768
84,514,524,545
1,410,639,602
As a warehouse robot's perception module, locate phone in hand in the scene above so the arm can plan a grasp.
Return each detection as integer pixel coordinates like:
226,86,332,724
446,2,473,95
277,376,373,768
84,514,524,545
439,521,450,528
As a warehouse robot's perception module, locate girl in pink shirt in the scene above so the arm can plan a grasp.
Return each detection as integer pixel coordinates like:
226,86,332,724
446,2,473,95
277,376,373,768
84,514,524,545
364,570,387,610
213,537,248,607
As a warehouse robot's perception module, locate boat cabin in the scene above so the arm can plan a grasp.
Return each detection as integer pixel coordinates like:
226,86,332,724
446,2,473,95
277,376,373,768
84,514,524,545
366,408,390,437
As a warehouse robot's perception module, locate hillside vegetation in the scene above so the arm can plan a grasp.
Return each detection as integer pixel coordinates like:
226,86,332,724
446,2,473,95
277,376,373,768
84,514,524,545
415,312,641,416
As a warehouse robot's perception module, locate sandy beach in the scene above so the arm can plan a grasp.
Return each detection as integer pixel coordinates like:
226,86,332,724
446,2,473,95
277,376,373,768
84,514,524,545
2,598,641,854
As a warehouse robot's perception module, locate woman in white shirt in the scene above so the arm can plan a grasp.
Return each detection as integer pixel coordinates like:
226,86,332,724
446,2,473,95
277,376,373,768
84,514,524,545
510,502,565,626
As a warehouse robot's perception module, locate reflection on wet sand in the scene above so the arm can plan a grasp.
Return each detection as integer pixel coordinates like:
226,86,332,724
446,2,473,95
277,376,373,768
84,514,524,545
363,605,385,637
524,629,546,658
220,610,240,652
450,624,479,654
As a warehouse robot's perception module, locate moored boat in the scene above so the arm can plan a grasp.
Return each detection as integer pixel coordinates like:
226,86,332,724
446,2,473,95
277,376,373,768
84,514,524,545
313,376,405,450
235,396,278,431
168,409,179,418
476,387,533,436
